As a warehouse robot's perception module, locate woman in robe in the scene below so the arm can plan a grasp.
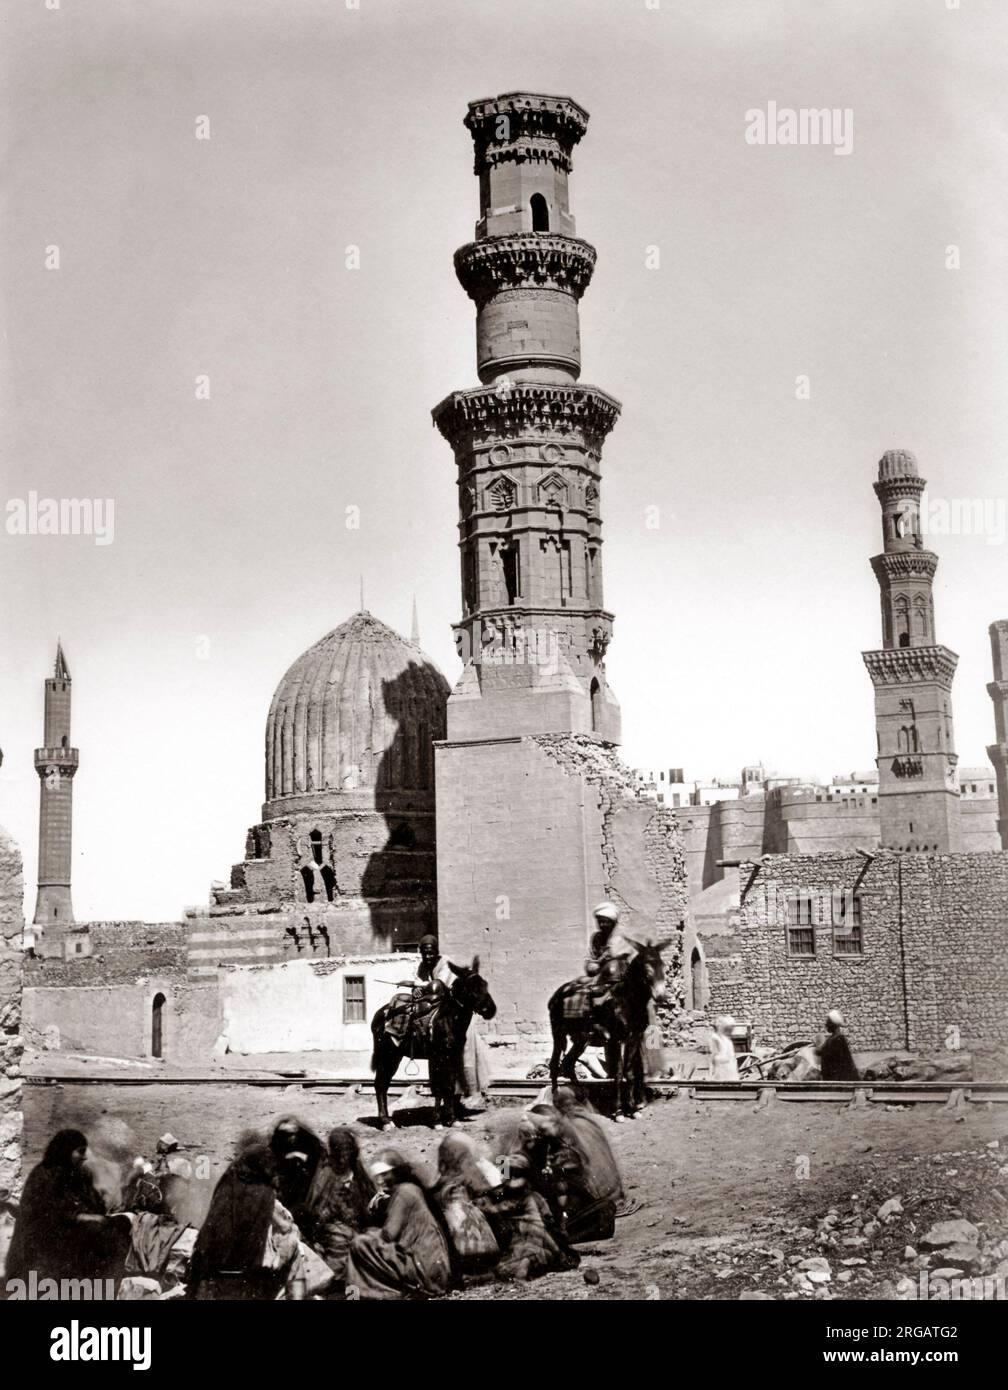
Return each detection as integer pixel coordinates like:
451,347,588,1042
345,1148,451,1300
186,1141,304,1300
269,1116,323,1232
429,1131,501,1277
551,1089,624,1236
6,1129,131,1288
300,1127,377,1288
477,1153,579,1282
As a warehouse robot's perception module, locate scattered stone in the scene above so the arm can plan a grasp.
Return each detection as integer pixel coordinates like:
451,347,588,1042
920,1219,979,1250
904,1246,917,1260
582,1269,600,1286
877,1198,903,1220
739,1290,774,1300
940,1242,981,1269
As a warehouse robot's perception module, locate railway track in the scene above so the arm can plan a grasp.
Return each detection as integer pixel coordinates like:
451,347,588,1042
23,1073,1008,1104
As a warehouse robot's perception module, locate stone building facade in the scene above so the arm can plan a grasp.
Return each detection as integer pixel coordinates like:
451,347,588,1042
706,850,1008,1053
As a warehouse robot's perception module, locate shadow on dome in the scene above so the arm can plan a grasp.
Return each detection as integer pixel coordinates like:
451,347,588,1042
359,660,449,947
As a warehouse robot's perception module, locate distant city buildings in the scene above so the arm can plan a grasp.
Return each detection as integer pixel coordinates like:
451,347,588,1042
633,762,995,810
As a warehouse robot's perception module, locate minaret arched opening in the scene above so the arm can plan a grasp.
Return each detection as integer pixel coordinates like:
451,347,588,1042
151,992,166,1059
530,193,549,232
590,678,601,731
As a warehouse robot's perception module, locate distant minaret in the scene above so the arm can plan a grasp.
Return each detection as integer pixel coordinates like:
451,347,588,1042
862,450,961,852
987,620,1008,851
410,595,420,648
33,643,78,942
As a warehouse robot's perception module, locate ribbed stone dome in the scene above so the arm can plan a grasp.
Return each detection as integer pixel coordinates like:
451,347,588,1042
265,612,449,803
878,448,919,481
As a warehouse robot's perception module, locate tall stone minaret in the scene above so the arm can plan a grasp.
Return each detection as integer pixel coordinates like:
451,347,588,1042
862,450,962,852
33,643,78,944
432,92,621,742
987,620,1008,851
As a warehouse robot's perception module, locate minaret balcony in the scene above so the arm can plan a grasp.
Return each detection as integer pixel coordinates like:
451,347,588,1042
34,745,79,770
454,235,597,307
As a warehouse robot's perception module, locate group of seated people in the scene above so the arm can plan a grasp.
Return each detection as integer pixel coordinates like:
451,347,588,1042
3,1088,627,1301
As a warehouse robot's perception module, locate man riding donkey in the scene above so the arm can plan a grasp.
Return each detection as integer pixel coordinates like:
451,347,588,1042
385,935,454,1058
549,901,670,1114
382,934,491,1115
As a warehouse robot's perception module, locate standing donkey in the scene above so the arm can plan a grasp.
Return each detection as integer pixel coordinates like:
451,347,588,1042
548,937,672,1119
370,957,497,1129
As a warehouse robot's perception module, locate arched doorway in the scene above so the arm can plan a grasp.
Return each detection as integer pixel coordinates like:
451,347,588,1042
151,992,166,1059
590,678,601,732
690,948,704,1010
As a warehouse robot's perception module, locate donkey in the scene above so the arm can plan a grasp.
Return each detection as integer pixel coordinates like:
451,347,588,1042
370,957,497,1129
548,937,672,1119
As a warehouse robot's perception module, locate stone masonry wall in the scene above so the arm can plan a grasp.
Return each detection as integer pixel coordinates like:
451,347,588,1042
0,827,25,1203
708,850,1008,1052
435,733,689,1032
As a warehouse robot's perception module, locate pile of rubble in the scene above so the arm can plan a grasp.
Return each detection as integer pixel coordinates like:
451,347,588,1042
655,1004,711,1051
704,1139,1008,1300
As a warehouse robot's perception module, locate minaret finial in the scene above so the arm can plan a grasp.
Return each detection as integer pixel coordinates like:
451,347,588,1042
410,595,420,648
54,640,70,681
359,575,365,614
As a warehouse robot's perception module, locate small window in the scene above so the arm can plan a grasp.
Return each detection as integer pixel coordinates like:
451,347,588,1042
530,193,549,232
831,892,864,956
786,894,819,957
343,975,366,1024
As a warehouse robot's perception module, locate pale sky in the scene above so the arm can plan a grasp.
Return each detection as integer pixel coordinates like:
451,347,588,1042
1,0,1006,922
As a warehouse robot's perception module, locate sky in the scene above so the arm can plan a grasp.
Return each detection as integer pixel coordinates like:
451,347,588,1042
1,0,1006,922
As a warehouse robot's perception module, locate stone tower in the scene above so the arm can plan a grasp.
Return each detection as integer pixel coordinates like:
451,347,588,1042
862,450,961,852
432,95,688,1035
987,620,1008,851
33,643,78,945
432,92,621,741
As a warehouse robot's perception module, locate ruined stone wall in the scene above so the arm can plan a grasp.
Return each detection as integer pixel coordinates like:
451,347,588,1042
708,850,1008,1052
671,793,999,900
435,733,689,1032
0,827,24,1202
22,979,221,1063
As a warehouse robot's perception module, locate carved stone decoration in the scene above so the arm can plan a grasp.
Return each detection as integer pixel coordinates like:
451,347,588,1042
585,482,599,514
432,383,621,455
891,756,924,779
455,235,597,307
489,444,511,467
487,475,517,511
589,626,611,662
537,471,568,506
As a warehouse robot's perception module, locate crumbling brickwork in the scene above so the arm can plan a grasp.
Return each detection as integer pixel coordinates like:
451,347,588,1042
708,850,1008,1052
0,827,25,1202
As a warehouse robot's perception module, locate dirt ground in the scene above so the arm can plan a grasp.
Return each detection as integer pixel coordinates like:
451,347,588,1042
22,1082,1008,1300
